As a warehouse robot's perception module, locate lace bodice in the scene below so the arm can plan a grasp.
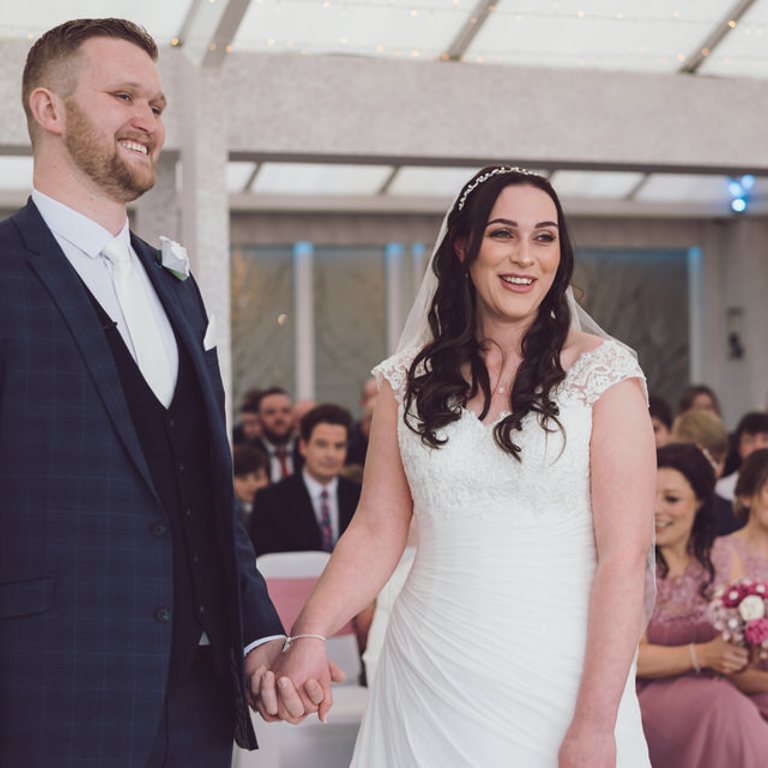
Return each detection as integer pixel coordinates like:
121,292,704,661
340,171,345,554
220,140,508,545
375,338,646,409
373,339,647,524
645,560,717,646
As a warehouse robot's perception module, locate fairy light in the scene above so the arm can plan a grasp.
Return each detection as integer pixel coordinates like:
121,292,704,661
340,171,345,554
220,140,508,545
728,19,737,29
170,37,181,47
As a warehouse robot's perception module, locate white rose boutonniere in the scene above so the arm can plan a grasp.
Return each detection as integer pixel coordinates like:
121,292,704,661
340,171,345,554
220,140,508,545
159,236,190,281
738,594,766,622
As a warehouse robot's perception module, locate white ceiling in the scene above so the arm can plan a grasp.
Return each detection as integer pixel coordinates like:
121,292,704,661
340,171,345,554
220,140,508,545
2,0,766,215
3,0,766,77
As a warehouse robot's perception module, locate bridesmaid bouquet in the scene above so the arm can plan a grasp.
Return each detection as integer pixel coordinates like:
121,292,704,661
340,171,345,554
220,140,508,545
709,578,768,656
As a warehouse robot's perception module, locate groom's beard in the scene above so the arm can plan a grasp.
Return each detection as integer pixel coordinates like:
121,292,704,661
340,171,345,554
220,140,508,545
261,425,293,446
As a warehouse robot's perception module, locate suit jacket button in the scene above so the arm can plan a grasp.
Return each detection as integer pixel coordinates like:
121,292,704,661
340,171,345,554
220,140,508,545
151,522,167,536
155,607,172,623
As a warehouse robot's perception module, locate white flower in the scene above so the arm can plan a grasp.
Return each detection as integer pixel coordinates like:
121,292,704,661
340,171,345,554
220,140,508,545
738,595,766,622
159,236,190,281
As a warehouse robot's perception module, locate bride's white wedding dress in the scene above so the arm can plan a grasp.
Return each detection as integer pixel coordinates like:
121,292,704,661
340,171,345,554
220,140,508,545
350,339,651,767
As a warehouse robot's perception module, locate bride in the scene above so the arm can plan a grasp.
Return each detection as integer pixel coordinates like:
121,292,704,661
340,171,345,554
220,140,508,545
255,166,655,767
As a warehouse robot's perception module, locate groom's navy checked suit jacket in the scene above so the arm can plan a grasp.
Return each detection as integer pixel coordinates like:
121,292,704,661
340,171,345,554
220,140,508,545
0,201,283,767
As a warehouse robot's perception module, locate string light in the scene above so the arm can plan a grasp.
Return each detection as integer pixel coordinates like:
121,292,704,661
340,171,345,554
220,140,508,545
728,175,755,214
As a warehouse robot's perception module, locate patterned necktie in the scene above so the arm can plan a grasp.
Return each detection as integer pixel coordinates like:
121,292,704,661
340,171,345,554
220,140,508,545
275,447,289,479
102,238,174,407
319,489,333,552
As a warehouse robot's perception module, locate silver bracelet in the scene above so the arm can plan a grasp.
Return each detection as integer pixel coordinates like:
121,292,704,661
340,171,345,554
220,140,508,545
282,633,327,652
689,642,701,673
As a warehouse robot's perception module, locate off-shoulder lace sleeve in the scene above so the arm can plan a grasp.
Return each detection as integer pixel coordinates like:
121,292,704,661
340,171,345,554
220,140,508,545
372,350,415,404
564,339,648,407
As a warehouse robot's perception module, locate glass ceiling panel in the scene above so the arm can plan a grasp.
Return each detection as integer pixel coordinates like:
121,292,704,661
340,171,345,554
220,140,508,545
0,156,34,191
698,0,768,80
550,170,645,199
634,174,732,203
235,0,471,59
387,166,481,197
227,162,257,193
1,1,192,44
466,0,733,72
252,162,394,194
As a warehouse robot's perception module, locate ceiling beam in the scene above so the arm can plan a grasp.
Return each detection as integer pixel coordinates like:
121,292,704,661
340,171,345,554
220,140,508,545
443,0,496,61
178,0,253,68
679,0,758,74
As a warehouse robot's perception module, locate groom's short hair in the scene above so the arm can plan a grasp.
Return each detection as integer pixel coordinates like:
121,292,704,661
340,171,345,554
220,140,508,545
22,18,158,145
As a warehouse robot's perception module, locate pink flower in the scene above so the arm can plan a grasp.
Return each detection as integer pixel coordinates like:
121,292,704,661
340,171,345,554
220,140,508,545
744,618,768,647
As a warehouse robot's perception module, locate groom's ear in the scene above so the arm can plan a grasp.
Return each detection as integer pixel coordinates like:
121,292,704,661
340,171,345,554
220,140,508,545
454,237,466,264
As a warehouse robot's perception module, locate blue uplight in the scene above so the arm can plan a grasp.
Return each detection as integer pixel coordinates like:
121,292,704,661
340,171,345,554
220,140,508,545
731,198,747,213
741,174,756,190
728,181,743,197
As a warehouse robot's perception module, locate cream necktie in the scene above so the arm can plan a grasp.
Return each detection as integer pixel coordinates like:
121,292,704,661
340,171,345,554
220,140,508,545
102,238,175,407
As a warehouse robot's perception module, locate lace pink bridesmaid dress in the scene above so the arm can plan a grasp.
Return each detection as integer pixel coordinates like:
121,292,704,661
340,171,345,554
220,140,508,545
637,559,768,767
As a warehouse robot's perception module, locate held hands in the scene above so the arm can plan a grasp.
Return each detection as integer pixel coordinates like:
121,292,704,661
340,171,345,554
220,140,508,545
247,636,345,724
698,636,750,675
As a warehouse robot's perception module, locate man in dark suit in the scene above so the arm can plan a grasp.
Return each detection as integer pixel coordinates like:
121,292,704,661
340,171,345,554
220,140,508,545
0,18,323,768
250,405,360,555
253,386,304,483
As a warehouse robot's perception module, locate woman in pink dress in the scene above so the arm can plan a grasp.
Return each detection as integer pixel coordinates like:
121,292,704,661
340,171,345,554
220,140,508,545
712,447,768,716
637,443,768,767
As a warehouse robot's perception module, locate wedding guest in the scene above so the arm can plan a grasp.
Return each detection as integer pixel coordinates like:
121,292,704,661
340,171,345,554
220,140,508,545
672,408,729,477
250,404,359,556
253,387,303,482
636,443,767,767
649,395,673,448
233,391,262,446
712,448,768,716
672,409,736,533
716,412,768,502
346,376,378,467
233,445,270,525
678,384,721,417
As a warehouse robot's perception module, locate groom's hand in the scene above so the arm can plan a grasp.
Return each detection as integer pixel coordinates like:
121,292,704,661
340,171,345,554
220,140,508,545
244,638,304,722
260,639,345,724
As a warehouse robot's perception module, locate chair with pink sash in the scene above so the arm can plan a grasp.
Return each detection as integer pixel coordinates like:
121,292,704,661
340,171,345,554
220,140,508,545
232,551,369,768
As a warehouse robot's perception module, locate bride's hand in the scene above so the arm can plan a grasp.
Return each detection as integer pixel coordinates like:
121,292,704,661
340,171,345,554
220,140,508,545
558,726,616,768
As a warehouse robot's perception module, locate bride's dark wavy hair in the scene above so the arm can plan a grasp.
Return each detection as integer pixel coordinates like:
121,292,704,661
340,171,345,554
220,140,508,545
404,167,574,460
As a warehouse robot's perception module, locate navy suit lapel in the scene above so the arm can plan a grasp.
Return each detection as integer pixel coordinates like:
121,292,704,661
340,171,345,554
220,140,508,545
15,200,160,504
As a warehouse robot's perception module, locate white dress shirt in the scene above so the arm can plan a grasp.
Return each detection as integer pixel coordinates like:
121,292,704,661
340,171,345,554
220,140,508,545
261,434,297,481
302,470,340,544
31,189,179,384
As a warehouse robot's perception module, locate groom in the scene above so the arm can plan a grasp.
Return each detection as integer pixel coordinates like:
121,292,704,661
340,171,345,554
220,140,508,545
0,18,318,768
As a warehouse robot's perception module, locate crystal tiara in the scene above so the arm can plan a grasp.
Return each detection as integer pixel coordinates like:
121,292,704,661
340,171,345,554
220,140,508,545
456,166,542,212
